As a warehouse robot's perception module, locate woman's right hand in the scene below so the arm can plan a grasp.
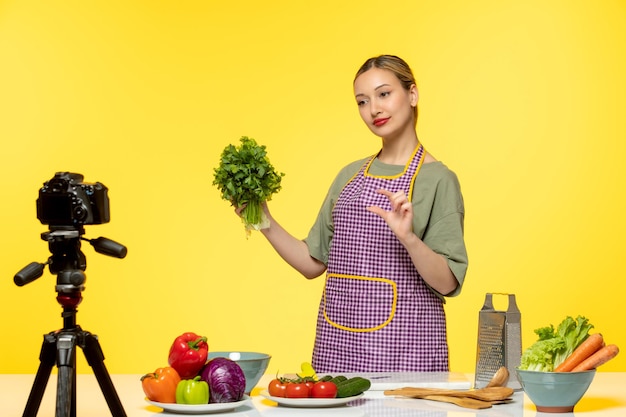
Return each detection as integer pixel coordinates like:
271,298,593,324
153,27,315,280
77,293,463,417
233,201,270,217
233,202,246,218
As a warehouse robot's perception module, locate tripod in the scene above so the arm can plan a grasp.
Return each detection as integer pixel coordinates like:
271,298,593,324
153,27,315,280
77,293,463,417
23,293,126,417
15,228,128,417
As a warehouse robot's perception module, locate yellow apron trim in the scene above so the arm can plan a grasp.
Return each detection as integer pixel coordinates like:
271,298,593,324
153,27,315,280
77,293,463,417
364,141,423,180
323,273,397,333
407,144,425,203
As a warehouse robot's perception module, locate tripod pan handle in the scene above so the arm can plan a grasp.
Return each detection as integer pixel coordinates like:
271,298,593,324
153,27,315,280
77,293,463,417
14,262,46,286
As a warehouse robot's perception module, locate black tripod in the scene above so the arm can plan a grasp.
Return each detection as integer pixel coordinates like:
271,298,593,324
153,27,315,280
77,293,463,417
15,227,128,417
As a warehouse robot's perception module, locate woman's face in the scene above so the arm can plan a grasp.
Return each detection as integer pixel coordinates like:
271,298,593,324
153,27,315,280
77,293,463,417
354,67,418,140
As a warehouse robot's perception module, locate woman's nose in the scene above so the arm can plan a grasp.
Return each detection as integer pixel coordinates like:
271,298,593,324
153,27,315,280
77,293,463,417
370,101,382,116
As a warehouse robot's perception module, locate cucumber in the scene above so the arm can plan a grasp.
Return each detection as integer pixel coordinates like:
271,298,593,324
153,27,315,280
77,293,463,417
318,375,333,382
335,377,371,398
329,375,348,384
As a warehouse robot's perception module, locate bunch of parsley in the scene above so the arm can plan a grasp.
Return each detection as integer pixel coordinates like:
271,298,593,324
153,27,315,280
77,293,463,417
213,136,284,235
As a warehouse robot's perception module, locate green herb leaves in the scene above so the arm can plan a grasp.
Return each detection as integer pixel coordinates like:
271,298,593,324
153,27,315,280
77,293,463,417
213,136,284,234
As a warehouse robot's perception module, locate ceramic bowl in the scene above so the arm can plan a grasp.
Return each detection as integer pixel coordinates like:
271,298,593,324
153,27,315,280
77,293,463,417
208,351,271,394
515,368,596,413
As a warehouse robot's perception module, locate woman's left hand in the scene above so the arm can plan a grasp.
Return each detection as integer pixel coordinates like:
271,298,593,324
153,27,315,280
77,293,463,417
367,189,414,241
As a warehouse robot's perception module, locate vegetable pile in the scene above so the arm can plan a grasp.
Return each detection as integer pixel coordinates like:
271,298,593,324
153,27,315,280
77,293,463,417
518,316,619,372
213,136,285,235
141,332,246,405
266,362,371,399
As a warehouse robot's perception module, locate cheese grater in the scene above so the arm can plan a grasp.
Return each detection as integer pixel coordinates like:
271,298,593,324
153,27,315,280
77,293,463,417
474,293,522,389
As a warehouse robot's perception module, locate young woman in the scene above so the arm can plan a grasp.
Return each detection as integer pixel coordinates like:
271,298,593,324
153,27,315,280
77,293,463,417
242,55,467,372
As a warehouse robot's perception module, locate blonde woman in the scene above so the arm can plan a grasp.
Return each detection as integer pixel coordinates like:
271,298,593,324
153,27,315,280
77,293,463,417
241,55,467,372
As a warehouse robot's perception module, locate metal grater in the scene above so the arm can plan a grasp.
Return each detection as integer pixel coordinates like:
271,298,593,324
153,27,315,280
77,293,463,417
474,293,522,389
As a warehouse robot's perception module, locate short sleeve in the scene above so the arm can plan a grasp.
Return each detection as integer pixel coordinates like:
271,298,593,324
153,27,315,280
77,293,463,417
418,165,468,297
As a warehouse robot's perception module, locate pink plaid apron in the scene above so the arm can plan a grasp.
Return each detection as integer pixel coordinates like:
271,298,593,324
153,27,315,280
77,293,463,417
311,143,449,372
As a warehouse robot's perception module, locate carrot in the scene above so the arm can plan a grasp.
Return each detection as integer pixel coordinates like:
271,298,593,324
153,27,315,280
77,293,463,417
571,344,619,372
554,333,604,372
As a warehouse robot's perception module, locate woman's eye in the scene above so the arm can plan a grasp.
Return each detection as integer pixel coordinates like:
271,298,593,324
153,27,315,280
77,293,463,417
357,99,368,106
380,91,390,98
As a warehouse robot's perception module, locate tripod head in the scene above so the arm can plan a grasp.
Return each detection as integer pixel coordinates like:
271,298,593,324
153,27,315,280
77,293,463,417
13,172,127,309
14,226,127,307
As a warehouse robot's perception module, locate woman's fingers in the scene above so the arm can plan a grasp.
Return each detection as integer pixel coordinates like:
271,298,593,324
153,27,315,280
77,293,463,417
375,189,407,211
366,205,386,217
368,189,411,218
234,202,247,216
375,189,394,198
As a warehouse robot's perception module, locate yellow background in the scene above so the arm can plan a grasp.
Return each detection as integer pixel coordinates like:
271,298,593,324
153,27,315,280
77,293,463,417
1,0,624,376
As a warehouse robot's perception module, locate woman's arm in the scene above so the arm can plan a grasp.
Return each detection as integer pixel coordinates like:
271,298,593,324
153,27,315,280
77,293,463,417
237,203,327,279
367,189,459,295
396,233,459,295
261,216,327,279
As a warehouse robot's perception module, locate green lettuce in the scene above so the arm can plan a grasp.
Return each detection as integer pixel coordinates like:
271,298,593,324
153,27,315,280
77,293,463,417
519,315,594,372
519,337,566,371
554,316,595,366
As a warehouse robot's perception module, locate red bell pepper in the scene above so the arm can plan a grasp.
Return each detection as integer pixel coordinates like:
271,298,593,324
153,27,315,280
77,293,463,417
168,332,209,379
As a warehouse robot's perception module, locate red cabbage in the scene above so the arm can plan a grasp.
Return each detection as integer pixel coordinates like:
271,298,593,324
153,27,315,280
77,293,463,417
200,357,246,403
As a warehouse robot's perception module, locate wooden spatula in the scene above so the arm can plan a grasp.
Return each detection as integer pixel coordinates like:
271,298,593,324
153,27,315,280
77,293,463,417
384,386,514,402
421,395,493,409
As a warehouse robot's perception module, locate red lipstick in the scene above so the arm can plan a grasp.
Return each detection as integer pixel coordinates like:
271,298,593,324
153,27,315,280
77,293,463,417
373,117,390,127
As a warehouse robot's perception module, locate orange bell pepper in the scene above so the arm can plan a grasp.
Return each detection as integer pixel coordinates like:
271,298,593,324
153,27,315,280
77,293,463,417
141,366,181,403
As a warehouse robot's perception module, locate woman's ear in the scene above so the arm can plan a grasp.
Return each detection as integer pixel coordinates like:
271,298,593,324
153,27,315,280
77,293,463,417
410,85,419,107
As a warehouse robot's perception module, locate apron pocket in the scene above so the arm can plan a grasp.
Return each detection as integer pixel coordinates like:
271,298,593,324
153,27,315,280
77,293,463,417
323,273,397,332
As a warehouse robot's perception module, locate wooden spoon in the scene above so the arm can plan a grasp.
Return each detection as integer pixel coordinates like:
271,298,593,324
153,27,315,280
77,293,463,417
486,366,510,387
384,386,514,402
421,395,493,409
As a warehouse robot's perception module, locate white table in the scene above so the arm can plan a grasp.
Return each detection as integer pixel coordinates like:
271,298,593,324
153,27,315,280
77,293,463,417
1,373,624,416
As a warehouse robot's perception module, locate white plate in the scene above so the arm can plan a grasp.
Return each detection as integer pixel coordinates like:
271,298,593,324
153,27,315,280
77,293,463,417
145,395,250,414
259,390,364,408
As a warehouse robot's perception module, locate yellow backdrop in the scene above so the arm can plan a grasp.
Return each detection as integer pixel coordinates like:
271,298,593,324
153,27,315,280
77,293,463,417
1,0,624,376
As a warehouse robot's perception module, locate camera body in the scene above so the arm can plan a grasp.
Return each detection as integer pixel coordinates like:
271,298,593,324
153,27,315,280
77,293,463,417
37,172,110,226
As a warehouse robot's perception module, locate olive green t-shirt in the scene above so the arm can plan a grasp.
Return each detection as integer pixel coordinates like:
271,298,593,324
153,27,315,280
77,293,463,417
304,157,468,298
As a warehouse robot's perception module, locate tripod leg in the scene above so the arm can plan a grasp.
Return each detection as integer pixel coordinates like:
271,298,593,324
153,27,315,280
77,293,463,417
22,333,57,417
56,332,77,417
81,331,127,417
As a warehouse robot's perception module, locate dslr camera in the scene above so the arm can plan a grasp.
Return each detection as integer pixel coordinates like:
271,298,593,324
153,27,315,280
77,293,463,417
37,172,110,227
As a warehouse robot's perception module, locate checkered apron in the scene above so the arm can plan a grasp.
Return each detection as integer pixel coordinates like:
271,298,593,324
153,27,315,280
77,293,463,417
311,144,449,373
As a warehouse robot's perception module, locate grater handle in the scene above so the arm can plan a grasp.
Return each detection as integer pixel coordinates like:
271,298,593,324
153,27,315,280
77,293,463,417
482,293,520,313
480,293,495,311
507,294,520,314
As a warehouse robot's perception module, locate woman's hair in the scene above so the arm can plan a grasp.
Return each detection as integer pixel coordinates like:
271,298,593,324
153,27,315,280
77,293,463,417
354,55,418,123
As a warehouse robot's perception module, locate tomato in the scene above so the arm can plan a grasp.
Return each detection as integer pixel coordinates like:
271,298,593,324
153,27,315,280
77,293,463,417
304,380,315,391
311,381,337,398
268,378,288,397
285,382,310,398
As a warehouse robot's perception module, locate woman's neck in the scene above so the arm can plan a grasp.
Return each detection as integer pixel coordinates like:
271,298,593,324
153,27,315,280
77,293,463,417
377,136,419,165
